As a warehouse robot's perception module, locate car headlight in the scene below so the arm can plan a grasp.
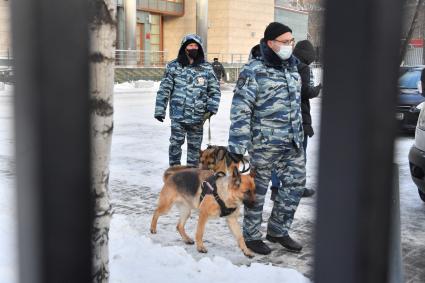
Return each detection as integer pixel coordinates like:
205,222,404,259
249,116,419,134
416,102,424,110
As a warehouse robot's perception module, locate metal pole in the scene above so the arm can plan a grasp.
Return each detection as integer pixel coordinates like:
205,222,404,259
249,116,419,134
196,0,208,57
314,0,403,282
11,0,92,282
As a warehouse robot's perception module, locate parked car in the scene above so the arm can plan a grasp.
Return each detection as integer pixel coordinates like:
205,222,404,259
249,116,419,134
409,104,425,202
397,66,425,132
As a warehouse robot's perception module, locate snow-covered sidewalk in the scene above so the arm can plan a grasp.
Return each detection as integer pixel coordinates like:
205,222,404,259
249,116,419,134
2,78,424,283
0,82,312,283
107,81,317,282
110,215,309,283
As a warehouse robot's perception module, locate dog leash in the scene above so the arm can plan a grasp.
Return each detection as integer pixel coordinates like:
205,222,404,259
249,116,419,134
208,116,211,145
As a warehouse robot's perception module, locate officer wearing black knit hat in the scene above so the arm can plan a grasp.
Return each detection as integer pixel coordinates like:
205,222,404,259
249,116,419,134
262,22,296,62
228,23,305,256
264,22,293,41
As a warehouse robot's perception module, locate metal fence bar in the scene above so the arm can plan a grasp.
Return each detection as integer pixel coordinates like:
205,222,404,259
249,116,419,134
314,0,403,282
404,46,424,65
115,49,168,67
11,0,92,282
114,50,251,67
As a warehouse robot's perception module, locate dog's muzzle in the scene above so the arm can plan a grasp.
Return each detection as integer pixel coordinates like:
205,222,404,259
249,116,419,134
243,192,255,208
200,163,210,170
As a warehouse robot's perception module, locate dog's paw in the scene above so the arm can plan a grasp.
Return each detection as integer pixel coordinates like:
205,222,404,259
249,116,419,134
150,228,157,234
184,239,195,245
244,250,255,258
197,246,208,253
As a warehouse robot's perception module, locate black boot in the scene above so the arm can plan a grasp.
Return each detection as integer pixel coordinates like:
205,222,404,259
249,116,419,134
302,188,315,197
245,240,272,255
270,186,278,201
266,234,302,253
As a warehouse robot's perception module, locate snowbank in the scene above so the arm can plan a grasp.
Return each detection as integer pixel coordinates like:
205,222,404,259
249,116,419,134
114,80,161,93
0,83,13,95
110,215,311,283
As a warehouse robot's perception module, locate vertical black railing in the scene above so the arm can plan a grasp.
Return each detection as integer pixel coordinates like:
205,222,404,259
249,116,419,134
11,1,92,282
314,0,403,283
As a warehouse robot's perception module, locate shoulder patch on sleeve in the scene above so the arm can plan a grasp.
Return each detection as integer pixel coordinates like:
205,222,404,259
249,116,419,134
236,76,248,89
236,68,252,89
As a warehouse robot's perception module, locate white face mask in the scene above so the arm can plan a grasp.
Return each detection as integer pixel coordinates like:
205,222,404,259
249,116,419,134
275,45,293,60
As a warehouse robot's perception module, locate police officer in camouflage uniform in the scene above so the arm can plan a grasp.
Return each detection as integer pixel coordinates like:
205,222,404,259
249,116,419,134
228,22,306,255
155,34,221,167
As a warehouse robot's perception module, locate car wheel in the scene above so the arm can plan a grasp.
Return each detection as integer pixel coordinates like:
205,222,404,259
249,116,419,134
419,189,425,202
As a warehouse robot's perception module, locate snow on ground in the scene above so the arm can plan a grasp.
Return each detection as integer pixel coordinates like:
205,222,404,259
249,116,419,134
107,82,318,282
0,92,16,283
0,177,16,283
110,214,309,283
0,82,311,283
0,83,13,95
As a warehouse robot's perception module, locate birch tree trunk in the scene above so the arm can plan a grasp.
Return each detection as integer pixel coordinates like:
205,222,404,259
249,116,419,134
89,1,116,282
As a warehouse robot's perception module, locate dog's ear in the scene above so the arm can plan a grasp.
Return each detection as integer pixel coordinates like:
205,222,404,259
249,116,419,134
225,153,232,167
232,166,241,187
216,148,226,162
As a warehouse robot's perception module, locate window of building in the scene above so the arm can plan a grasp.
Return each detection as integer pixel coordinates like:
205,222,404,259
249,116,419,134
150,14,161,52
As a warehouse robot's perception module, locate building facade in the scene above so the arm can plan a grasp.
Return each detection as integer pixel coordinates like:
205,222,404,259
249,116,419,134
162,0,275,64
116,0,184,65
116,0,316,65
0,0,11,61
402,0,425,65
116,0,184,52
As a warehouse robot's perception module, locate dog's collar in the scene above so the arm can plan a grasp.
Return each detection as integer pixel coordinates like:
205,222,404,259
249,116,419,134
200,172,237,217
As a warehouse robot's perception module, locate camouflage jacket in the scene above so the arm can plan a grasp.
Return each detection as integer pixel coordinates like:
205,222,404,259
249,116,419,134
228,40,304,154
155,34,221,124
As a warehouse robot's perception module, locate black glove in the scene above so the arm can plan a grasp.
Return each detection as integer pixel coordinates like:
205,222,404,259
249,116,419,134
155,115,164,122
313,84,322,97
228,152,244,162
203,111,214,121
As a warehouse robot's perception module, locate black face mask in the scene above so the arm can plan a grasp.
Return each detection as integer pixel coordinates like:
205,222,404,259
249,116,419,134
186,49,198,59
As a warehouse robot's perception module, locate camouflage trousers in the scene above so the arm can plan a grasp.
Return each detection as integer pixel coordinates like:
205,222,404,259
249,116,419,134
243,142,306,241
169,121,203,167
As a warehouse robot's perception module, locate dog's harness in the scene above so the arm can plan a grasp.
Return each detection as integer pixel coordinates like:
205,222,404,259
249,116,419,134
200,172,237,217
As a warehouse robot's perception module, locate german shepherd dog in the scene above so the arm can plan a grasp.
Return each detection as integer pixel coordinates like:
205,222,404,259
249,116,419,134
150,167,256,258
199,145,248,175
162,145,243,182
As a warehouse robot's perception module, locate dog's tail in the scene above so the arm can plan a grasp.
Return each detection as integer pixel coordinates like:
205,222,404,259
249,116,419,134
163,165,191,182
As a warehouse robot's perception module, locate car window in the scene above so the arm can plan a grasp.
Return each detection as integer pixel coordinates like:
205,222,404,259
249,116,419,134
399,70,421,89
